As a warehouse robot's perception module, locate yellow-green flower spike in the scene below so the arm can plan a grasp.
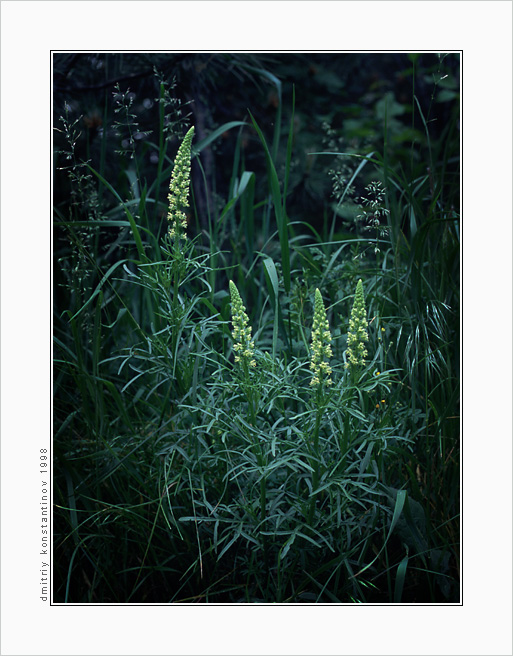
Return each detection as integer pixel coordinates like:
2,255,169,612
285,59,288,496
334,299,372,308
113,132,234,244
309,288,333,388
229,281,256,369
345,278,369,369
167,126,194,241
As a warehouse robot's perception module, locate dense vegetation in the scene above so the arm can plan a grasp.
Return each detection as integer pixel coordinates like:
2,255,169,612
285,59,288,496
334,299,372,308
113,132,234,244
53,52,460,603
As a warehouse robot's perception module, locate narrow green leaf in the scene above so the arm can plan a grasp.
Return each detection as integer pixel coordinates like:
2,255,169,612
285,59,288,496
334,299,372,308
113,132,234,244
263,257,279,307
240,171,256,257
394,552,409,603
248,111,290,293
389,490,408,535
193,121,247,154
263,257,280,370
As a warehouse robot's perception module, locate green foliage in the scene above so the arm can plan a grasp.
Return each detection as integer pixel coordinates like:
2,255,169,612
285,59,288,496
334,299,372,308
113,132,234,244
53,54,459,604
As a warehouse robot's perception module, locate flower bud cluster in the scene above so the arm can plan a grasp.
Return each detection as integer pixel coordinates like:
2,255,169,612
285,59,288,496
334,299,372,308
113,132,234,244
229,281,256,369
309,288,333,388
167,126,194,241
345,278,369,368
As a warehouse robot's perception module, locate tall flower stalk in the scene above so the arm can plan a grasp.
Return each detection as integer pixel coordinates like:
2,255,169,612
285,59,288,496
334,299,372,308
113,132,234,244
229,280,257,375
345,278,369,379
167,126,195,243
229,280,266,528
309,288,333,392
165,126,195,309
308,289,333,516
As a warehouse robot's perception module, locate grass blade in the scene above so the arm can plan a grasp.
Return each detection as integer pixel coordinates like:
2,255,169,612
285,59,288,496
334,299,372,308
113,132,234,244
248,111,290,293
394,552,409,603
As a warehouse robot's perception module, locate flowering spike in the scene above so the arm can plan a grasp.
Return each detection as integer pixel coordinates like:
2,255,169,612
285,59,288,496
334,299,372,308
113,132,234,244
167,126,194,241
309,288,333,388
229,281,256,369
345,279,369,369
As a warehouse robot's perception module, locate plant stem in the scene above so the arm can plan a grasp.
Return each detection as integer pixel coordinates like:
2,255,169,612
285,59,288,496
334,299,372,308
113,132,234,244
308,402,323,524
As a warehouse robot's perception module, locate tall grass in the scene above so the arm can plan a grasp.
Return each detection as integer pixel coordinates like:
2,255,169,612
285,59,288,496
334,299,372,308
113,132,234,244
53,60,460,603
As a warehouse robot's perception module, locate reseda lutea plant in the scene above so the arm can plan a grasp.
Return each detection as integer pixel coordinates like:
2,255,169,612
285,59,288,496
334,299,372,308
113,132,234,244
309,288,333,392
229,280,257,372
116,126,211,405
162,125,198,311
167,126,195,243
307,288,334,514
345,278,369,379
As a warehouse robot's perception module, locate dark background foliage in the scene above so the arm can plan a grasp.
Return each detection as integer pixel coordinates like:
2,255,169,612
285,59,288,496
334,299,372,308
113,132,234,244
53,51,459,232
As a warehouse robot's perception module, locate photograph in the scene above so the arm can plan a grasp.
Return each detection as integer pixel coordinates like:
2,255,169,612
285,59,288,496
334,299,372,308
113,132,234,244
52,51,461,605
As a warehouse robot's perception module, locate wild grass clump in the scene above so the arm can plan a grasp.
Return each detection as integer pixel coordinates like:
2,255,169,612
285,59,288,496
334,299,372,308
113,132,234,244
53,56,459,603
